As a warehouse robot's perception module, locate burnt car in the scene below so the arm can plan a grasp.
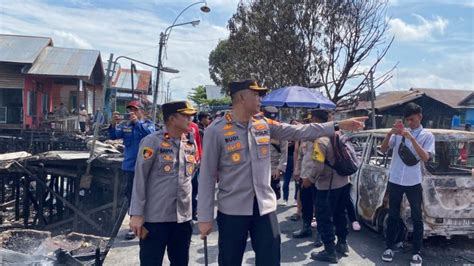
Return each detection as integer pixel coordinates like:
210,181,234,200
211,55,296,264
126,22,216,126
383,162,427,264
350,129,474,239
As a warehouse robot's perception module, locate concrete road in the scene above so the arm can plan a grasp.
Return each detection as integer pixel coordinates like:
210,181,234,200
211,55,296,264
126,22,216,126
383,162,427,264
105,194,473,265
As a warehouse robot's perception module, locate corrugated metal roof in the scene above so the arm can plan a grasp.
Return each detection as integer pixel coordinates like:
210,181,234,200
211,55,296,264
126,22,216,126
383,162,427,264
355,90,424,111
0,34,52,64
412,88,473,108
27,46,100,79
111,68,151,92
459,92,474,107
355,128,474,141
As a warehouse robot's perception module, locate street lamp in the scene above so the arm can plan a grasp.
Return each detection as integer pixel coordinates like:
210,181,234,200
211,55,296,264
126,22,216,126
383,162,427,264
151,1,211,124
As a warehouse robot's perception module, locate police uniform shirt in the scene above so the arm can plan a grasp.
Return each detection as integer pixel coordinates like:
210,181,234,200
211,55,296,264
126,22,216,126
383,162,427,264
301,137,349,190
197,112,335,222
293,140,310,178
270,139,288,174
130,130,197,223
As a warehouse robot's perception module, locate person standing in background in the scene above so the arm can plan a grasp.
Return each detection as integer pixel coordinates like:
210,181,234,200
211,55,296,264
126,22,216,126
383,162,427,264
78,104,88,134
109,100,155,240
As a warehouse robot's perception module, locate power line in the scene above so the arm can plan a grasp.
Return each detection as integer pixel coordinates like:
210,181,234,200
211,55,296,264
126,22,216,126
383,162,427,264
168,37,221,42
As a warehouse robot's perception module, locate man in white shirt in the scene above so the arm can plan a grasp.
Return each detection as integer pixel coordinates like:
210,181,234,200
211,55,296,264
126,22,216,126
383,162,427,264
380,103,435,266
78,105,88,134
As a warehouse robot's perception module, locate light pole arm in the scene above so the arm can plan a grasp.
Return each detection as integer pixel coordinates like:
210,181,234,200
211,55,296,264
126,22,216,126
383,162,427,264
113,56,158,69
165,1,207,39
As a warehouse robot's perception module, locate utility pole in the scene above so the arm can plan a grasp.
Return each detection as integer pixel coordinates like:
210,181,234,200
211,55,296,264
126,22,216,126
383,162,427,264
151,33,165,124
369,70,376,130
130,62,136,100
166,80,170,102
83,53,114,186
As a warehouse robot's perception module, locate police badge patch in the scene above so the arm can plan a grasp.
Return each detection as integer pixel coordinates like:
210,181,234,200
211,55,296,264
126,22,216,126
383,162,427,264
142,147,154,160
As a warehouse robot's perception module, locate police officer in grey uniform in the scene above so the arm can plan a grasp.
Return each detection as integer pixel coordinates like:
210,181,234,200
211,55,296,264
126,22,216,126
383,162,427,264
198,79,367,265
263,106,288,200
300,109,351,263
129,101,198,265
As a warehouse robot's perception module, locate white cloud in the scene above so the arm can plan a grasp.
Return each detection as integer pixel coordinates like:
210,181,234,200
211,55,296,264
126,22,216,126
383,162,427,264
0,0,233,102
378,51,474,93
388,0,399,6
52,31,93,49
388,14,449,42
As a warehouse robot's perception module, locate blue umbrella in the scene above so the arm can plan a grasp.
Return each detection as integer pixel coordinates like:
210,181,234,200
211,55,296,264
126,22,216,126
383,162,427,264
261,86,336,109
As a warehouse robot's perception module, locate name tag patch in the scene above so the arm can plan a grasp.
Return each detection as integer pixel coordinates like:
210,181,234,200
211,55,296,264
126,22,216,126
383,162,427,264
225,135,239,143
254,130,269,137
159,148,173,154
184,149,194,155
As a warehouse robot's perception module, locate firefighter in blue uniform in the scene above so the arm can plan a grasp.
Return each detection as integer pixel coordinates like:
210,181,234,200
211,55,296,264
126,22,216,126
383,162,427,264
109,100,155,239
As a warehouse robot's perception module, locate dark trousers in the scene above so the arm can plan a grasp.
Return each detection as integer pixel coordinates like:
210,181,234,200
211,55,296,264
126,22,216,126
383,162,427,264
123,170,134,203
344,184,357,223
139,221,193,266
79,121,86,133
191,168,200,218
217,199,280,266
315,184,349,250
282,155,294,201
300,185,315,224
386,182,423,254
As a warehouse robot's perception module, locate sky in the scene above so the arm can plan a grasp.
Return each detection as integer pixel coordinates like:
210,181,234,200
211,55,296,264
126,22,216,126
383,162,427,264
0,0,473,102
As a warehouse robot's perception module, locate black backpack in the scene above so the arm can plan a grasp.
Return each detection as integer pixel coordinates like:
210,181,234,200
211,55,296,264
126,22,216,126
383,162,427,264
325,132,360,176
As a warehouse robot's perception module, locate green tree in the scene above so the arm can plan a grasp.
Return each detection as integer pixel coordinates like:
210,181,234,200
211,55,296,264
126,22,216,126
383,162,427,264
209,0,308,90
188,85,208,106
209,0,395,105
188,85,231,107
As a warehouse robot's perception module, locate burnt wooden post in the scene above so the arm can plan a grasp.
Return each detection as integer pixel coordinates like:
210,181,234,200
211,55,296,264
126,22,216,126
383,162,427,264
37,165,46,227
66,177,72,217
23,174,30,228
73,167,81,231
11,176,16,202
14,175,20,221
0,174,5,203
58,176,64,219
48,175,55,224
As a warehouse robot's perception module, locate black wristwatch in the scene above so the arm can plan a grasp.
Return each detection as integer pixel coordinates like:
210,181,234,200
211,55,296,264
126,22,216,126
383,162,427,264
334,122,340,131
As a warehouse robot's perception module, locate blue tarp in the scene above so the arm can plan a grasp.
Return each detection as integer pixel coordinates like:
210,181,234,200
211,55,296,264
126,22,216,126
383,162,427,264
261,86,336,109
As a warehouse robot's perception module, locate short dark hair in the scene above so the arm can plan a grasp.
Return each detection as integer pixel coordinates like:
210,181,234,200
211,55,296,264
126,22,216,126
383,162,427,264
310,109,329,123
198,112,210,122
403,103,422,118
164,113,178,124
